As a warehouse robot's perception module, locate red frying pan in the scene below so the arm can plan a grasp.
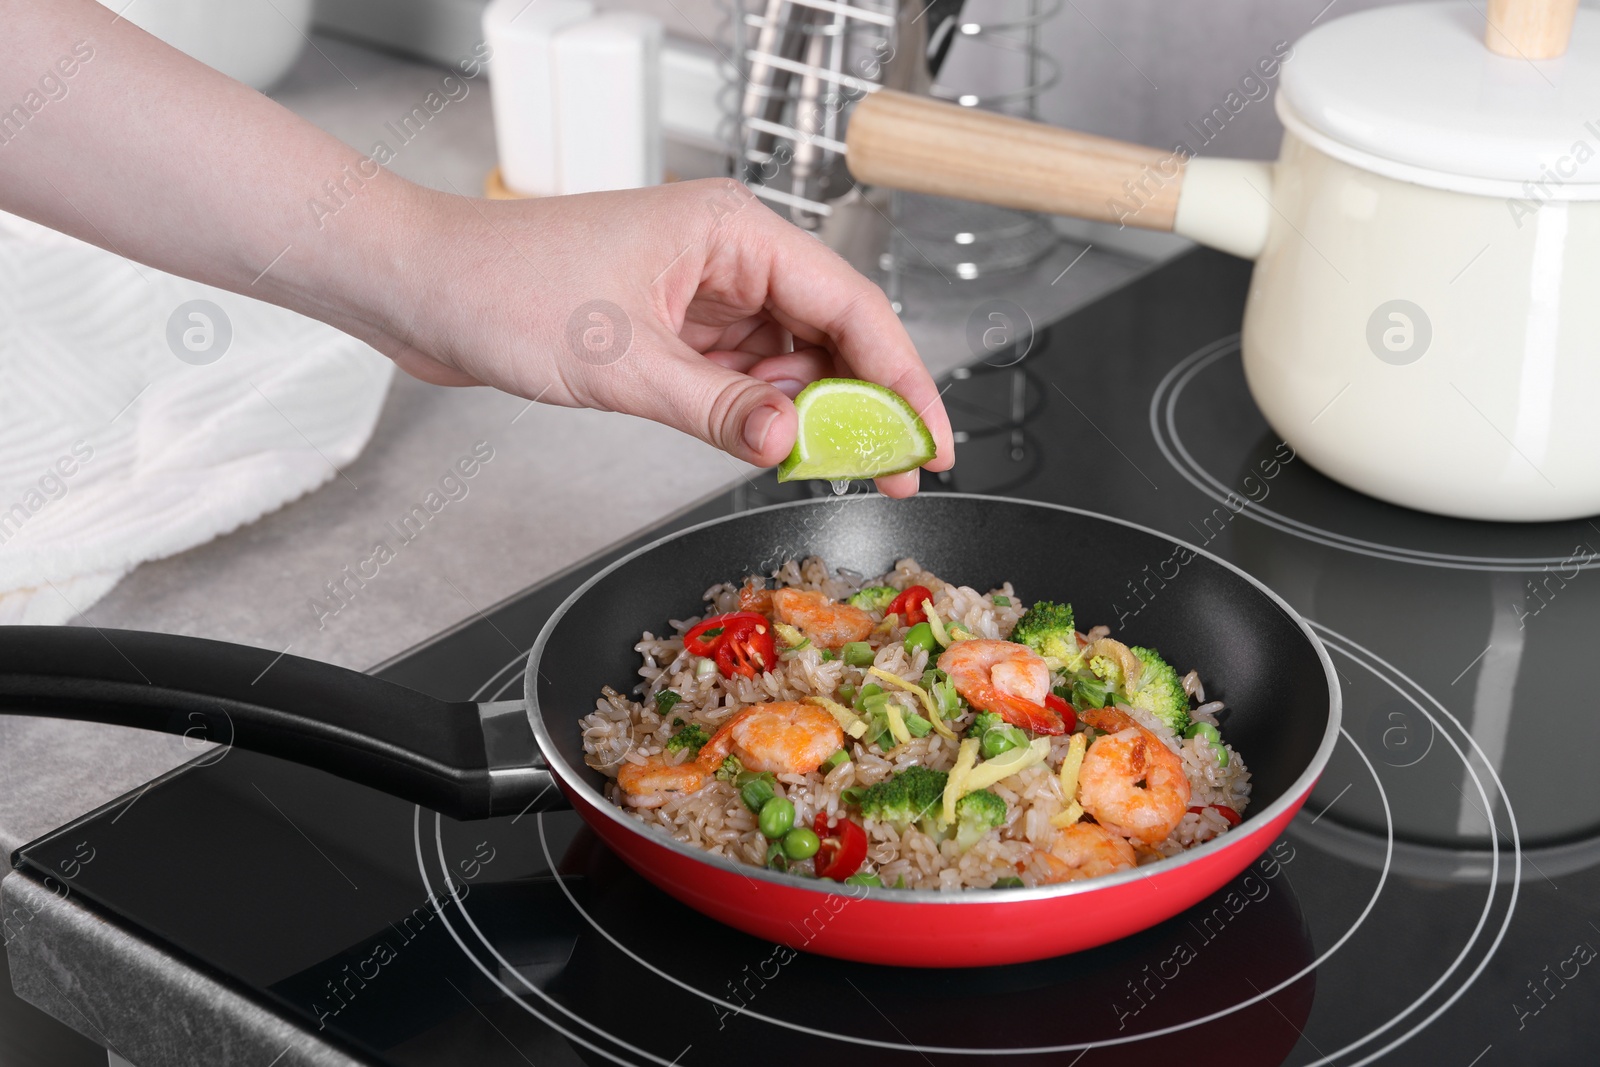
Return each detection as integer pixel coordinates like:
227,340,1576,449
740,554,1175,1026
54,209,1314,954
0,494,1340,966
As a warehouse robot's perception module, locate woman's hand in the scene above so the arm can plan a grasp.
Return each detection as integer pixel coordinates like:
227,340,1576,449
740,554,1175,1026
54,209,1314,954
1,1,951,494
360,179,953,497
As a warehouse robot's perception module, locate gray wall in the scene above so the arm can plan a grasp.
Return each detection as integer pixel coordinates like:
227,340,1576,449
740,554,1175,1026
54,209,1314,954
318,0,1598,163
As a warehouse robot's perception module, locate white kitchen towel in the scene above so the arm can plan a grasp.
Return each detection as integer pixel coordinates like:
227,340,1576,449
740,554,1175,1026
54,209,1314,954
0,211,395,623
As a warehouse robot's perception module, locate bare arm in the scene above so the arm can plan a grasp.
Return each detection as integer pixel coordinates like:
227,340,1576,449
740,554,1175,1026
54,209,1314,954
0,0,952,494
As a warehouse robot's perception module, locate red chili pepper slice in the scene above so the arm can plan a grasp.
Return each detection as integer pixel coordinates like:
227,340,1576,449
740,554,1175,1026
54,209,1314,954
683,612,774,678
812,812,868,880
886,585,932,626
1042,693,1078,733
1188,804,1242,827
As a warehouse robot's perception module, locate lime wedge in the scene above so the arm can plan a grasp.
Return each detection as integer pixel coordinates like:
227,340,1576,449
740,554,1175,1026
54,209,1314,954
776,378,936,483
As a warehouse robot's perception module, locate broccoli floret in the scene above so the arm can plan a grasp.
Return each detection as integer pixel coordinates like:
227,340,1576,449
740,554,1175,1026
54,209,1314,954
967,710,1004,737
954,789,1008,851
714,755,744,782
664,723,709,756
1127,646,1191,733
1088,654,1123,690
855,765,948,828
848,586,899,610
1011,601,1082,668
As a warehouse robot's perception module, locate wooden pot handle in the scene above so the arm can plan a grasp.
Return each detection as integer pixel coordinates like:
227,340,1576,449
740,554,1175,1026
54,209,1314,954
845,90,1184,231
1485,0,1578,58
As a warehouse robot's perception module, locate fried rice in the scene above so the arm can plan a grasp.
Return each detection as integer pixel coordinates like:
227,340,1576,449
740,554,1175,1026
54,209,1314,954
579,557,1252,890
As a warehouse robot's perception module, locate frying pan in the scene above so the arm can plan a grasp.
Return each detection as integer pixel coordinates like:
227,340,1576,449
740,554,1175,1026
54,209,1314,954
0,494,1340,966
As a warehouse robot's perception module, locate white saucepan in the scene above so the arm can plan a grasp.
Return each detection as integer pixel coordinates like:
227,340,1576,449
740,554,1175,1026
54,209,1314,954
847,0,1600,522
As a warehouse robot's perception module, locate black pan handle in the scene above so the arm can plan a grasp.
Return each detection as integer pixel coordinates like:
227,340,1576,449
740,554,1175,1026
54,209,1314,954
0,626,567,821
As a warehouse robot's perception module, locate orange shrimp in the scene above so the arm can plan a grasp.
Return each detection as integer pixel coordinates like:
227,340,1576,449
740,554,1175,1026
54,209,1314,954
1033,821,1138,883
616,759,707,809
771,588,874,649
1075,706,1191,845
738,579,774,615
615,701,844,808
937,640,1066,735
698,700,844,774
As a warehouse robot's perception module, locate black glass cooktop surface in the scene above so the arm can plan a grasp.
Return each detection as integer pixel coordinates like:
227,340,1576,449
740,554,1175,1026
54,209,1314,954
13,249,1600,1065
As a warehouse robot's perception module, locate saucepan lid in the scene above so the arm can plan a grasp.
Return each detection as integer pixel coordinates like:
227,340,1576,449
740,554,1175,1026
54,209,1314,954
1278,1,1600,199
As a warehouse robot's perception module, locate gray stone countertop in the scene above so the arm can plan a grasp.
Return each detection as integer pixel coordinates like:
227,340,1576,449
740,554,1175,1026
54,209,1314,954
0,34,1174,859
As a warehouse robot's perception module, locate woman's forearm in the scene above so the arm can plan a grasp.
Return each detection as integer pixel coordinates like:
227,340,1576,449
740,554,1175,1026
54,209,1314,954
0,0,417,344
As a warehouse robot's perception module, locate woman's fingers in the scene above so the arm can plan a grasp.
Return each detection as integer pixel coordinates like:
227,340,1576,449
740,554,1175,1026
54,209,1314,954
746,210,955,474
586,330,798,467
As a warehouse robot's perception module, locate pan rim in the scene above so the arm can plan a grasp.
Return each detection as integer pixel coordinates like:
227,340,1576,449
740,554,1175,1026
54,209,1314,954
526,491,1342,905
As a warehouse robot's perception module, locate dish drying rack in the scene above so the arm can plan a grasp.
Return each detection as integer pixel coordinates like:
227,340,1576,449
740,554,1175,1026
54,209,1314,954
719,0,1062,293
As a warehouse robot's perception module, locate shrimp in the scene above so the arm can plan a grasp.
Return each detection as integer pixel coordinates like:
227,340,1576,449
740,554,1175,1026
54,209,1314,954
615,700,843,807
699,700,845,774
937,639,1066,735
1033,821,1138,883
738,579,773,615
771,588,874,649
616,758,707,809
1075,706,1191,845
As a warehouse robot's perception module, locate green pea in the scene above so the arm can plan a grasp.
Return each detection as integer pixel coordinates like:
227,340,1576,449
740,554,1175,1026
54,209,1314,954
981,724,1027,759
1183,722,1228,766
740,776,777,813
781,826,820,860
758,796,795,839
843,872,883,887
904,622,938,655
842,642,875,667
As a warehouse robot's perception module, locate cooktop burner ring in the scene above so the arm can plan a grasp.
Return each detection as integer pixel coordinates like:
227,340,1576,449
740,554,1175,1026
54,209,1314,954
408,640,1512,1064
1150,337,1600,573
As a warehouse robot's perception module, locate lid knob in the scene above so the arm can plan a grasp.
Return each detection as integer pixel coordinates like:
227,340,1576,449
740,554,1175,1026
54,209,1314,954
1485,0,1578,59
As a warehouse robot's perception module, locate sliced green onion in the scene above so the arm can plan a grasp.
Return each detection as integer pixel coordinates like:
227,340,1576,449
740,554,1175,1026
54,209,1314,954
1072,675,1111,709
820,649,838,661
860,692,891,711
837,683,857,702
765,840,789,871
821,749,850,772
904,713,933,737
992,595,1011,607
655,690,682,714
991,876,1024,888
736,777,774,809
840,786,866,805
694,657,717,680
981,724,1028,759
843,872,883,887
842,642,875,667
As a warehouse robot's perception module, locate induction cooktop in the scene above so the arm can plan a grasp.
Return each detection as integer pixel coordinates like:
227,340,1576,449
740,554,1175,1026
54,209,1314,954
12,249,1599,1065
